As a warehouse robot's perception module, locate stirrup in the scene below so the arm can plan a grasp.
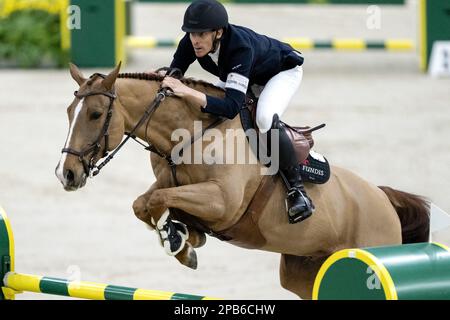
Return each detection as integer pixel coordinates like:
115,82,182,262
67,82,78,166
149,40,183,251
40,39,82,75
286,187,314,224
287,187,301,198
287,202,314,223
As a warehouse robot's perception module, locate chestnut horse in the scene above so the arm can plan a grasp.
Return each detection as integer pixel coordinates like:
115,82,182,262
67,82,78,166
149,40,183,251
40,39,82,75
55,63,430,299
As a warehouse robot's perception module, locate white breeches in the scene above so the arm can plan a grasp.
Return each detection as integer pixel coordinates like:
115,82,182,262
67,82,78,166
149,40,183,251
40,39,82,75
255,65,303,133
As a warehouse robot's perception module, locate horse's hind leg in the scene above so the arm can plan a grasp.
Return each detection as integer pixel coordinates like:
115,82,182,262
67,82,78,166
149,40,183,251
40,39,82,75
279,254,329,300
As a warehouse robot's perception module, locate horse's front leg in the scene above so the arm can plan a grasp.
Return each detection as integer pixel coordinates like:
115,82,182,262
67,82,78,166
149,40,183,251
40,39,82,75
146,181,237,268
147,181,229,227
132,182,162,230
133,182,206,269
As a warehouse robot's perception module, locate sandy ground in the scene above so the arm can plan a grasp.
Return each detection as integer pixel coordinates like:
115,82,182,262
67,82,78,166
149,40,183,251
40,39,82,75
1,1,449,300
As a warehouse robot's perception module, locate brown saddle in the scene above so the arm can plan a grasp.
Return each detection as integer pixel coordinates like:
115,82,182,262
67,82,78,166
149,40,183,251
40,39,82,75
246,98,325,164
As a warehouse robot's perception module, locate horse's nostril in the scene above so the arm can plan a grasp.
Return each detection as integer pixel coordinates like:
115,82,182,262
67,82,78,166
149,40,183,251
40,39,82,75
65,169,75,183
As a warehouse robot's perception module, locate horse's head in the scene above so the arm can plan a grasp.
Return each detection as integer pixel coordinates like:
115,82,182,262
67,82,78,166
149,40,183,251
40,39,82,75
55,63,125,191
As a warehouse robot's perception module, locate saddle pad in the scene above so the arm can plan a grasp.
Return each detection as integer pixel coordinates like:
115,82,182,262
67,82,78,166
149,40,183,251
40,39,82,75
300,150,330,184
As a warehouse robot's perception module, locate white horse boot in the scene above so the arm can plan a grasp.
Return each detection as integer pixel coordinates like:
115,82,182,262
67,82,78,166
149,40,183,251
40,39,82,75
154,213,189,256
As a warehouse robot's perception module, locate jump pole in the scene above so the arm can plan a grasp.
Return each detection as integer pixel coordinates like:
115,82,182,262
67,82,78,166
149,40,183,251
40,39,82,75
0,207,218,300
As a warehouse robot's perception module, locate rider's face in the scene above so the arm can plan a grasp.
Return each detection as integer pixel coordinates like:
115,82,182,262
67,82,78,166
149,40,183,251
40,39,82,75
189,29,223,57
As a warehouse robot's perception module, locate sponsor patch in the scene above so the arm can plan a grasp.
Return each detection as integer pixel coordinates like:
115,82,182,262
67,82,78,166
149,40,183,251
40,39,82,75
225,72,249,94
300,151,331,184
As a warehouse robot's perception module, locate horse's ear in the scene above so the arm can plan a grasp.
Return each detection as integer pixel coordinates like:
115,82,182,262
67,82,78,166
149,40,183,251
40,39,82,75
102,62,122,91
69,62,86,86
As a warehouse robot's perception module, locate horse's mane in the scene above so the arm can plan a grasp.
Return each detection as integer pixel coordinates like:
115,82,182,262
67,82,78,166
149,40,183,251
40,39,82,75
117,72,224,93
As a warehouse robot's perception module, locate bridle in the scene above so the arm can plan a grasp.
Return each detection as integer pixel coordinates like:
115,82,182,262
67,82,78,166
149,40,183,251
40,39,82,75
61,71,227,186
61,74,117,177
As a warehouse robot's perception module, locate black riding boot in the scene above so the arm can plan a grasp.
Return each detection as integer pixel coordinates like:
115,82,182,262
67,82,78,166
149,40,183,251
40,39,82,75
271,114,314,223
281,165,314,223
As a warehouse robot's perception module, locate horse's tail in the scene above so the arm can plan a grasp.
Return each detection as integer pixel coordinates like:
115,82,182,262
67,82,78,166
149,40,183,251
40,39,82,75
378,186,430,244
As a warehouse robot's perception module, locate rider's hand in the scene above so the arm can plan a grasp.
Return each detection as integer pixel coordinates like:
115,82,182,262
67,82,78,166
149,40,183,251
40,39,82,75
161,76,207,108
161,77,190,97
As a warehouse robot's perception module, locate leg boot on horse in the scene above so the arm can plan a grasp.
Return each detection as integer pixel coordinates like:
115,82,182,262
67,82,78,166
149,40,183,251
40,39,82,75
132,181,206,269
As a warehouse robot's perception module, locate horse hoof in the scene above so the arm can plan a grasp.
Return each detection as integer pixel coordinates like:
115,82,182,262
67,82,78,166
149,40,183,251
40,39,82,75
175,244,198,270
184,246,198,270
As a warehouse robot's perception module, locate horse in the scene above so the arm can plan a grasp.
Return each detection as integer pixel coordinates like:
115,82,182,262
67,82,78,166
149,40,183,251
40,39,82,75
55,63,430,299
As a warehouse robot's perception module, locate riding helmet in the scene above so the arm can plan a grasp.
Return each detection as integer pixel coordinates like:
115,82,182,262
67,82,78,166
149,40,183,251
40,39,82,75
182,0,229,33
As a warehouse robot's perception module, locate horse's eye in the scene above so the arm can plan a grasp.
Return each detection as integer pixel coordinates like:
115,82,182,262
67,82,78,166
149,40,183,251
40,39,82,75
90,111,103,120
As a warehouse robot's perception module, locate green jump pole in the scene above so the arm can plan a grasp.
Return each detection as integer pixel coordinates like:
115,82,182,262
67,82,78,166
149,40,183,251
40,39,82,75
3,272,214,300
313,242,450,300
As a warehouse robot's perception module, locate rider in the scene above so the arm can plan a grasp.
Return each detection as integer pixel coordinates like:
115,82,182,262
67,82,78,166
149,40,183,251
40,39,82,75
161,0,314,226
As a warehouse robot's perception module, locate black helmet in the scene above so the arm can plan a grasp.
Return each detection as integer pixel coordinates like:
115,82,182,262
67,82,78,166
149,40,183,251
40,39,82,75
182,0,229,33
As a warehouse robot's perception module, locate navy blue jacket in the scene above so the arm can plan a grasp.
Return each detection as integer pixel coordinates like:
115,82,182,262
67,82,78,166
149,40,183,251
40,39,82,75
170,24,304,119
